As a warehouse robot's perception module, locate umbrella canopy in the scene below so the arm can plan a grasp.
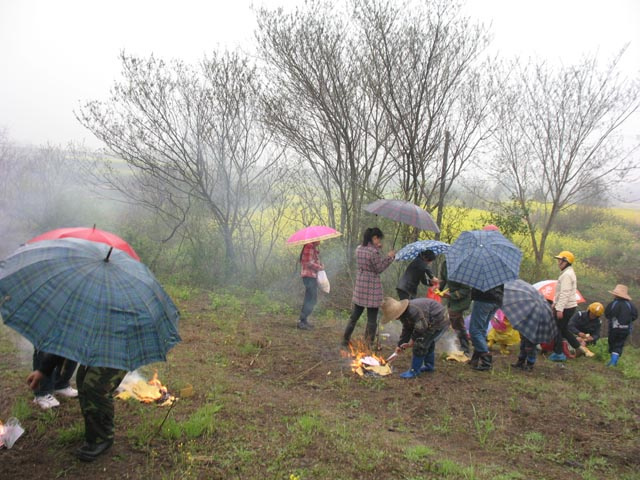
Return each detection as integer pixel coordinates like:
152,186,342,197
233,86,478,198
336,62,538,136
0,238,180,370
395,240,449,261
532,280,586,304
445,230,522,292
286,226,342,246
363,199,440,233
28,226,140,261
502,279,558,344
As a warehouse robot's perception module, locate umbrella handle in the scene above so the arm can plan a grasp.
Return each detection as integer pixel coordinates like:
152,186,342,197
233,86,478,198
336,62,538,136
392,227,400,249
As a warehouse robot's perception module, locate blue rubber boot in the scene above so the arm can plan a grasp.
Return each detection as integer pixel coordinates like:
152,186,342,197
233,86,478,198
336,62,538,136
400,355,425,379
420,351,435,373
607,352,620,367
548,352,567,362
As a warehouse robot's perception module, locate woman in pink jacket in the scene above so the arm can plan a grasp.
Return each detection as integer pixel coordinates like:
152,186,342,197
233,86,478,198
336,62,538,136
342,227,395,347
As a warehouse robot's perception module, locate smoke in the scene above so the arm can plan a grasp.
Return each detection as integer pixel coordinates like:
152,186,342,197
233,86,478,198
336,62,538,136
116,370,147,393
1,324,34,367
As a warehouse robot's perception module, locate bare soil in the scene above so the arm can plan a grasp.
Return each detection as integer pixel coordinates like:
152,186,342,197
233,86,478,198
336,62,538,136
1,288,639,480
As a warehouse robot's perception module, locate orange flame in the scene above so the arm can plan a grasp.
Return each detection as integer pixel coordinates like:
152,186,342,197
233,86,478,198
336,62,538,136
343,341,389,375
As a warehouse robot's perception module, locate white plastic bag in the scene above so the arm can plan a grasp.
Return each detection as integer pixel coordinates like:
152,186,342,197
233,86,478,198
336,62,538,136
0,417,25,449
317,270,330,294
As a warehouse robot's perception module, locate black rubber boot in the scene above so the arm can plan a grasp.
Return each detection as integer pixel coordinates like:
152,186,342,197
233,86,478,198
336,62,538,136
511,358,525,369
473,353,493,371
457,331,471,356
469,351,480,368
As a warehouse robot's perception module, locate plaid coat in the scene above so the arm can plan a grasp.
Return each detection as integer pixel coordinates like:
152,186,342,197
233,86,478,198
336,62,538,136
300,243,322,278
352,243,394,307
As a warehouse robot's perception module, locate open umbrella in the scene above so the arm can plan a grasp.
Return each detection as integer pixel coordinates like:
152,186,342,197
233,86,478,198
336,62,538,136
502,279,558,344
532,280,586,304
28,226,140,261
445,230,522,292
363,199,440,233
0,238,180,371
286,226,342,246
395,240,449,261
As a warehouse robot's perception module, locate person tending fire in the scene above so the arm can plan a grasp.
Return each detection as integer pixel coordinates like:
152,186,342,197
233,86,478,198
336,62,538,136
380,296,449,378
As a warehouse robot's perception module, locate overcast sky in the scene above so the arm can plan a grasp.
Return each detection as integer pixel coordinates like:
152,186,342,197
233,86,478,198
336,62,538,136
1,0,639,151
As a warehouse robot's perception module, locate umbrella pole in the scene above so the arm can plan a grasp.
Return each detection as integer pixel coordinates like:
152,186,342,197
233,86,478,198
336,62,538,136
392,226,400,249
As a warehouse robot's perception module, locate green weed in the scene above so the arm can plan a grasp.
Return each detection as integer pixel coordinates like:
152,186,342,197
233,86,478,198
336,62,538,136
10,397,32,420
432,413,453,434
404,444,436,461
56,420,84,445
472,404,498,446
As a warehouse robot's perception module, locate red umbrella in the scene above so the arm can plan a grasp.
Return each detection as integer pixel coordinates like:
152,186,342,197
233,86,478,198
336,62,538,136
532,280,586,304
28,226,140,261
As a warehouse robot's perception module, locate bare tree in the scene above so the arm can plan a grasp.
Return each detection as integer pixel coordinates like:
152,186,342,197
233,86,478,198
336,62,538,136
77,51,283,273
490,50,640,265
256,2,396,259
355,0,495,240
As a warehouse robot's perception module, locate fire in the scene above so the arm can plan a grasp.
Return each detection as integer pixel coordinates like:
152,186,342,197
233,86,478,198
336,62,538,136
344,341,392,377
0,420,4,448
116,370,175,406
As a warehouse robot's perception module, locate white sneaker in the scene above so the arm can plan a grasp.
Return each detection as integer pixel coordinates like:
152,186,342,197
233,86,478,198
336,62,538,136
33,394,60,410
54,386,78,398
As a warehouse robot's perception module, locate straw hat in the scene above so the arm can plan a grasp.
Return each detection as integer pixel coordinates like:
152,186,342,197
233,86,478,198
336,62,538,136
380,297,409,323
608,284,632,301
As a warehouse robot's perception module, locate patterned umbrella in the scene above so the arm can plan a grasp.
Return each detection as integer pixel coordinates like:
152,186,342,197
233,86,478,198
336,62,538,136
502,279,558,344
532,280,586,304
28,226,140,261
445,230,522,292
395,240,449,261
363,199,440,233
0,238,181,370
286,226,342,246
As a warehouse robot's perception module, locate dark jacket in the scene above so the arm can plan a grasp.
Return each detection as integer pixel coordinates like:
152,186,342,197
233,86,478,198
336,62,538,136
36,352,68,376
396,257,433,297
568,310,601,343
439,260,471,312
605,299,638,333
471,284,504,306
398,298,447,345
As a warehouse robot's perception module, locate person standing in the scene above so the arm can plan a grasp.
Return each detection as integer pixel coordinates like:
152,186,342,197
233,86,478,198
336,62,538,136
342,227,395,348
381,296,449,378
297,241,324,330
27,353,127,462
439,258,472,356
396,250,438,300
549,251,595,361
604,284,638,367
31,349,78,409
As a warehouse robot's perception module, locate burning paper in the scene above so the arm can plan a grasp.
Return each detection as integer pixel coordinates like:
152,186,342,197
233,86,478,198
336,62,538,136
344,342,392,377
116,370,176,406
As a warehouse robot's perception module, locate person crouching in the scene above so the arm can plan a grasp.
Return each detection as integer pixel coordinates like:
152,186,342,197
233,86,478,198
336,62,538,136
380,297,449,378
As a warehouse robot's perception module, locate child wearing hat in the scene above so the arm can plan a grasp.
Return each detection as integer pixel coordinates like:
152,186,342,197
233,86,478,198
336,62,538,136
380,297,449,378
604,284,638,367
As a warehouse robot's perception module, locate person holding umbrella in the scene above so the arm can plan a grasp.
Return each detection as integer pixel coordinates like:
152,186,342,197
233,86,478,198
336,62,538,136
380,296,449,378
549,251,595,361
396,249,438,300
342,227,395,348
297,241,324,330
27,354,127,461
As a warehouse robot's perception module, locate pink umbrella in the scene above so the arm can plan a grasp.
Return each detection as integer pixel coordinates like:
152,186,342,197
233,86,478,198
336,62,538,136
286,226,342,246
28,226,140,261
532,280,586,304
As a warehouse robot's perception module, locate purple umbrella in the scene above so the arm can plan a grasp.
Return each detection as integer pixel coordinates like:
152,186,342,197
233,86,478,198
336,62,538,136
363,199,440,233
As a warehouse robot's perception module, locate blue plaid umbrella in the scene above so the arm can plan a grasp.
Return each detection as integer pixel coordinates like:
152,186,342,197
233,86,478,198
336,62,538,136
395,240,449,261
0,238,181,371
502,280,557,344
445,230,522,292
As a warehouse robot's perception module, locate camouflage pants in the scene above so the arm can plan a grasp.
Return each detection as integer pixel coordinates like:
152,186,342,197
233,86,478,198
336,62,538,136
76,365,127,444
